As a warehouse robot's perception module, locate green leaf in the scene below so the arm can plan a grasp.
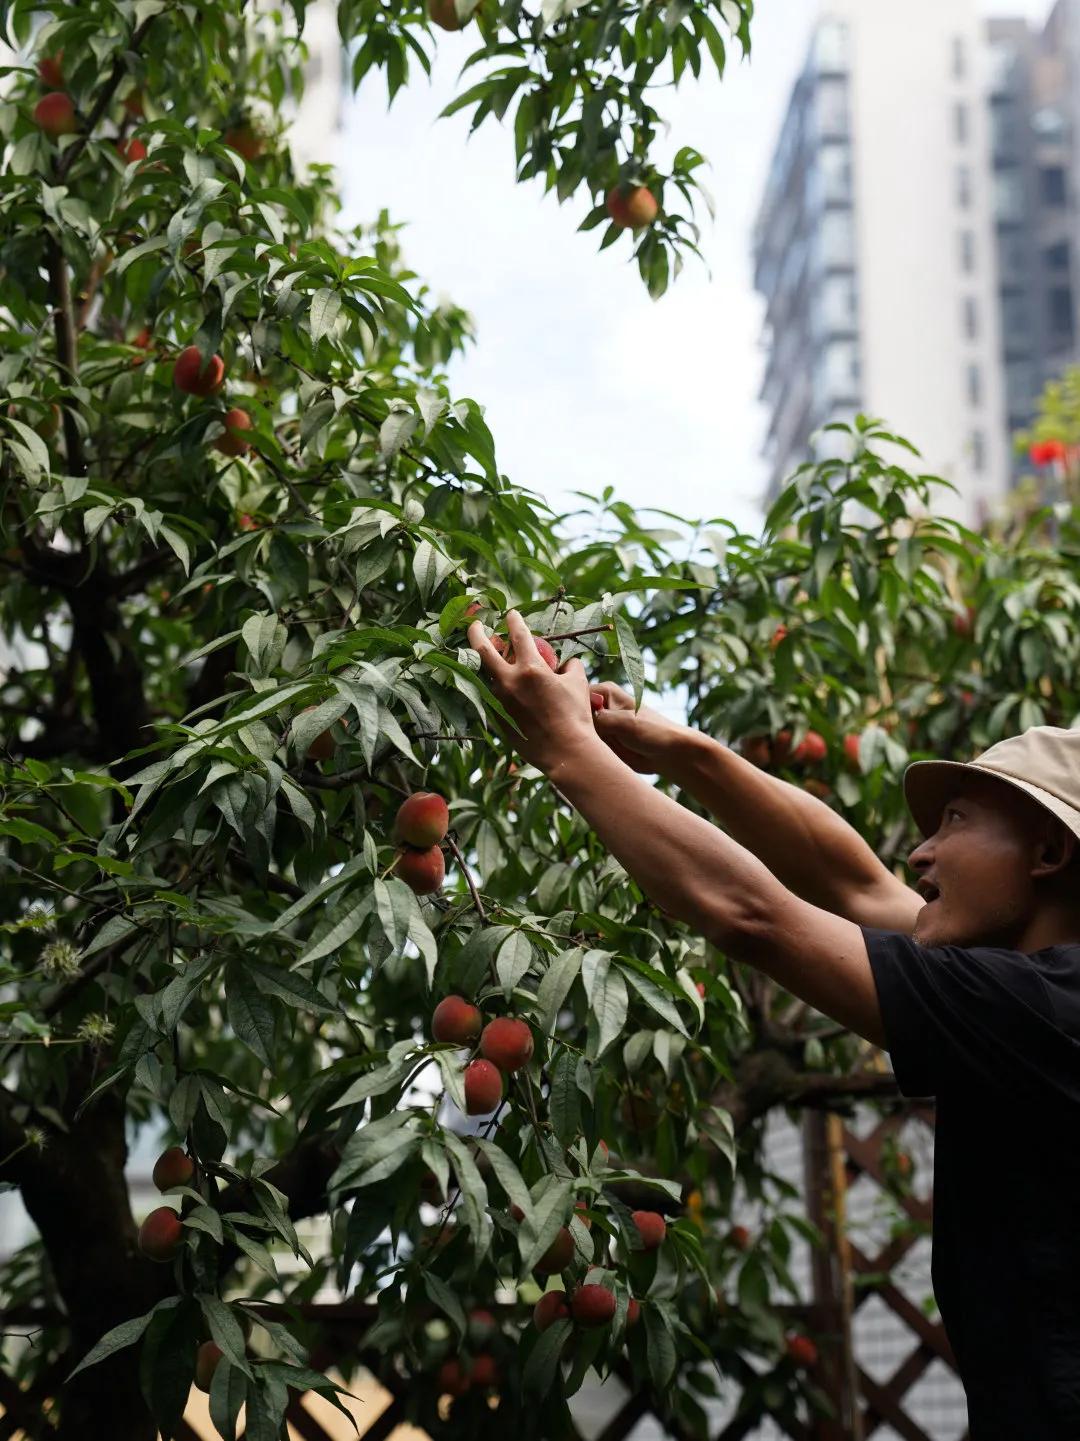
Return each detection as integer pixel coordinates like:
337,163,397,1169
523,1318,571,1394
423,1271,467,1340
614,612,645,709
620,962,690,1038
519,1178,572,1274
225,966,276,1066
536,947,582,1034
209,1360,247,1441
441,1129,492,1257
66,1299,176,1381
247,959,334,1013
496,929,533,1001
309,287,342,345
644,1304,678,1391
548,1049,582,1146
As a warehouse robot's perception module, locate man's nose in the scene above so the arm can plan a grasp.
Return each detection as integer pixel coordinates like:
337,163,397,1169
908,836,934,871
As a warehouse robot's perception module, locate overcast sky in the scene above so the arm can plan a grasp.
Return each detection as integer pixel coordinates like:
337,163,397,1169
340,0,1055,535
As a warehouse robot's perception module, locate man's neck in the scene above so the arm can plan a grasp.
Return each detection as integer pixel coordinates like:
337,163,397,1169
1017,906,1080,952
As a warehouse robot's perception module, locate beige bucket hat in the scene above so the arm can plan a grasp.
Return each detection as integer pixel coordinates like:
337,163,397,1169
904,725,1080,841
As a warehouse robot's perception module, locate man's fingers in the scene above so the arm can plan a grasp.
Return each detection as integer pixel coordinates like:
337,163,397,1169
468,620,511,677
557,656,588,681
505,609,541,662
591,681,635,711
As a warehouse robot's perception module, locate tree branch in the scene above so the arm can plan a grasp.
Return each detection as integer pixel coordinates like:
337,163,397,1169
45,236,86,478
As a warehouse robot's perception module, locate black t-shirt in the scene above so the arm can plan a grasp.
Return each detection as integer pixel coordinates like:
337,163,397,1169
865,928,1080,1440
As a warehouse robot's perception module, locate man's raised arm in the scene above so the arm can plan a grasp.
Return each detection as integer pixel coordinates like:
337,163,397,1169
590,684,922,934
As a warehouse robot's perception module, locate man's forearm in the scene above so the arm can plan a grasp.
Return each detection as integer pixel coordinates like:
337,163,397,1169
657,730,893,917
546,736,774,945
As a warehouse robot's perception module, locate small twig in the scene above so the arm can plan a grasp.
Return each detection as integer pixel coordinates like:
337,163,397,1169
411,731,485,742
445,835,485,922
540,624,613,642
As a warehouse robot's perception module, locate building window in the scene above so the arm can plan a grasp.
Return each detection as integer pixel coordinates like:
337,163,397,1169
959,230,976,273
814,20,848,72
1006,359,1036,410
953,101,969,144
1031,106,1065,139
815,77,849,138
1040,166,1067,206
1048,286,1075,339
951,36,966,79
994,170,1025,224
971,430,986,473
1001,292,1031,347
956,165,972,208
819,210,855,267
1044,241,1070,270
966,363,982,407
962,296,979,338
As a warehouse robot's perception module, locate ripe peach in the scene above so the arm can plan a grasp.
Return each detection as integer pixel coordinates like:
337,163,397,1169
769,624,788,650
728,1224,751,1252
467,1308,496,1342
38,53,64,88
491,634,558,670
117,137,146,164
534,1226,574,1274
463,1058,503,1115
509,1203,526,1223
626,1297,641,1327
213,408,253,457
173,346,224,397
432,995,482,1045
429,0,465,27
123,88,145,118
394,791,450,848
194,1341,223,1392
843,732,862,769
952,605,975,639
152,1146,194,1192
223,123,264,162
138,1207,183,1262
570,1284,617,1326
792,731,827,765
739,736,772,769
695,980,706,998
34,92,77,136
132,327,153,351
631,1210,666,1251
606,185,658,231
479,1017,533,1073
574,1200,592,1229
533,1290,570,1331
785,1334,818,1368
437,1358,469,1396
470,1353,498,1389
394,846,445,895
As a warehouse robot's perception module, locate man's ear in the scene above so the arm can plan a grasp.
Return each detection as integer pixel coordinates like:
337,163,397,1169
1031,820,1078,880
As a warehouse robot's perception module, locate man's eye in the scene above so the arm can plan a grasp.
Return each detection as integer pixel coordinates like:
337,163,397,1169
946,807,963,822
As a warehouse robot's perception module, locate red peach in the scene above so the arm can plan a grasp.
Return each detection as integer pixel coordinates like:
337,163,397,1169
213,408,253,457
437,1358,469,1396
470,1353,498,1389
194,1341,223,1392
491,634,557,670
394,791,450,848
574,1200,592,1229
534,1226,574,1274
786,1333,819,1368
533,1289,570,1331
432,995,482,1045
728,1224,751,1251
463,1059,503,1115
173,346,224,397
769,624,788,650
223,123,264,162
570,1284,617,1326
138,1207,183,1262
626,1297,641,1327
792,731,827,764
843,732,862,769
429,0,465,27
479,1017,534,1073
37,53,64,88
33,92,77,137
740,736,772,769
631,1210,667,1251
117,137,146,164
606,185,658,230
123,88,145,118
152,1147,194,1192
394,846,445,895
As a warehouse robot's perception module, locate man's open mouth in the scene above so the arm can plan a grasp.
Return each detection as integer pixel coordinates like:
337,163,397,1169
917,881,941,904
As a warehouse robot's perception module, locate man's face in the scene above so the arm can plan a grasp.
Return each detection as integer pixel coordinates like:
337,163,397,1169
907,776,1050,948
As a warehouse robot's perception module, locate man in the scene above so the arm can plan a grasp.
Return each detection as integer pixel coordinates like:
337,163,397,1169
469,611,1080,1440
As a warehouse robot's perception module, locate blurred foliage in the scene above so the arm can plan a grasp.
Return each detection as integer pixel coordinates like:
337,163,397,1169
2,4,1080,1441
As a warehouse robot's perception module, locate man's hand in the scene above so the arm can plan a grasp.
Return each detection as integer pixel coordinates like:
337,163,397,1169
467,611,599,774
589,683,691,774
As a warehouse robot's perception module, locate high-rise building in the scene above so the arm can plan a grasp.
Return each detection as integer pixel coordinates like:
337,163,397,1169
987,1,1079,456
754,0,1036,525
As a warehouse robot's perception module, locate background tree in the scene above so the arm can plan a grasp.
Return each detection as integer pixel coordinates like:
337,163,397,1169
2,4,1080,1441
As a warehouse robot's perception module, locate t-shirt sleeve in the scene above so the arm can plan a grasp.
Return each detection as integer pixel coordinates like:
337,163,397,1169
862,928,1063,1102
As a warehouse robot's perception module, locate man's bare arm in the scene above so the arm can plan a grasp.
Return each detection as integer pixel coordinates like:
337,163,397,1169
591,685,922,934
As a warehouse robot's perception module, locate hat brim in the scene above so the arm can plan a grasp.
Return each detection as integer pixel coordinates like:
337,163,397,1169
904,759,1080,841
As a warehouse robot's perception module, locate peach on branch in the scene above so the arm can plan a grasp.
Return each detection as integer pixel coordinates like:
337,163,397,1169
463,1058,503,1115
393,845,445,895
394,791,450,848
224,122,265,162
173,345,225,397
122,88,145,118
626,1297,641,1327
739,735,772,769
631,1210,666,1251
785,1333,819,1368
467,1308,497,1343
428,0,468,28
431,994,482,1044
37,53,64,88
33,91,77,136
138,1206,183,1262
437,1358,470,1397
116,137,147,164
605,185,658,231
728,1224,751,1252
152,1146,194,1192
843,732,863,769
479,1016,533,1072
570,1284,617,1327
574,1200,592,1229
533,1289,570,1332
213,407,253,457
469,1354,499,1389
194,1341,223,1392
534,1226,574,1274
491,634,558,670
792,731,827,764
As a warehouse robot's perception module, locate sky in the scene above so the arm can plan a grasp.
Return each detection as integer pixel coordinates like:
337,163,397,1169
340,0,1055,535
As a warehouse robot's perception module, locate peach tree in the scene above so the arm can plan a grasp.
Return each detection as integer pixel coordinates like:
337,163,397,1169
3,3,1080,1441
